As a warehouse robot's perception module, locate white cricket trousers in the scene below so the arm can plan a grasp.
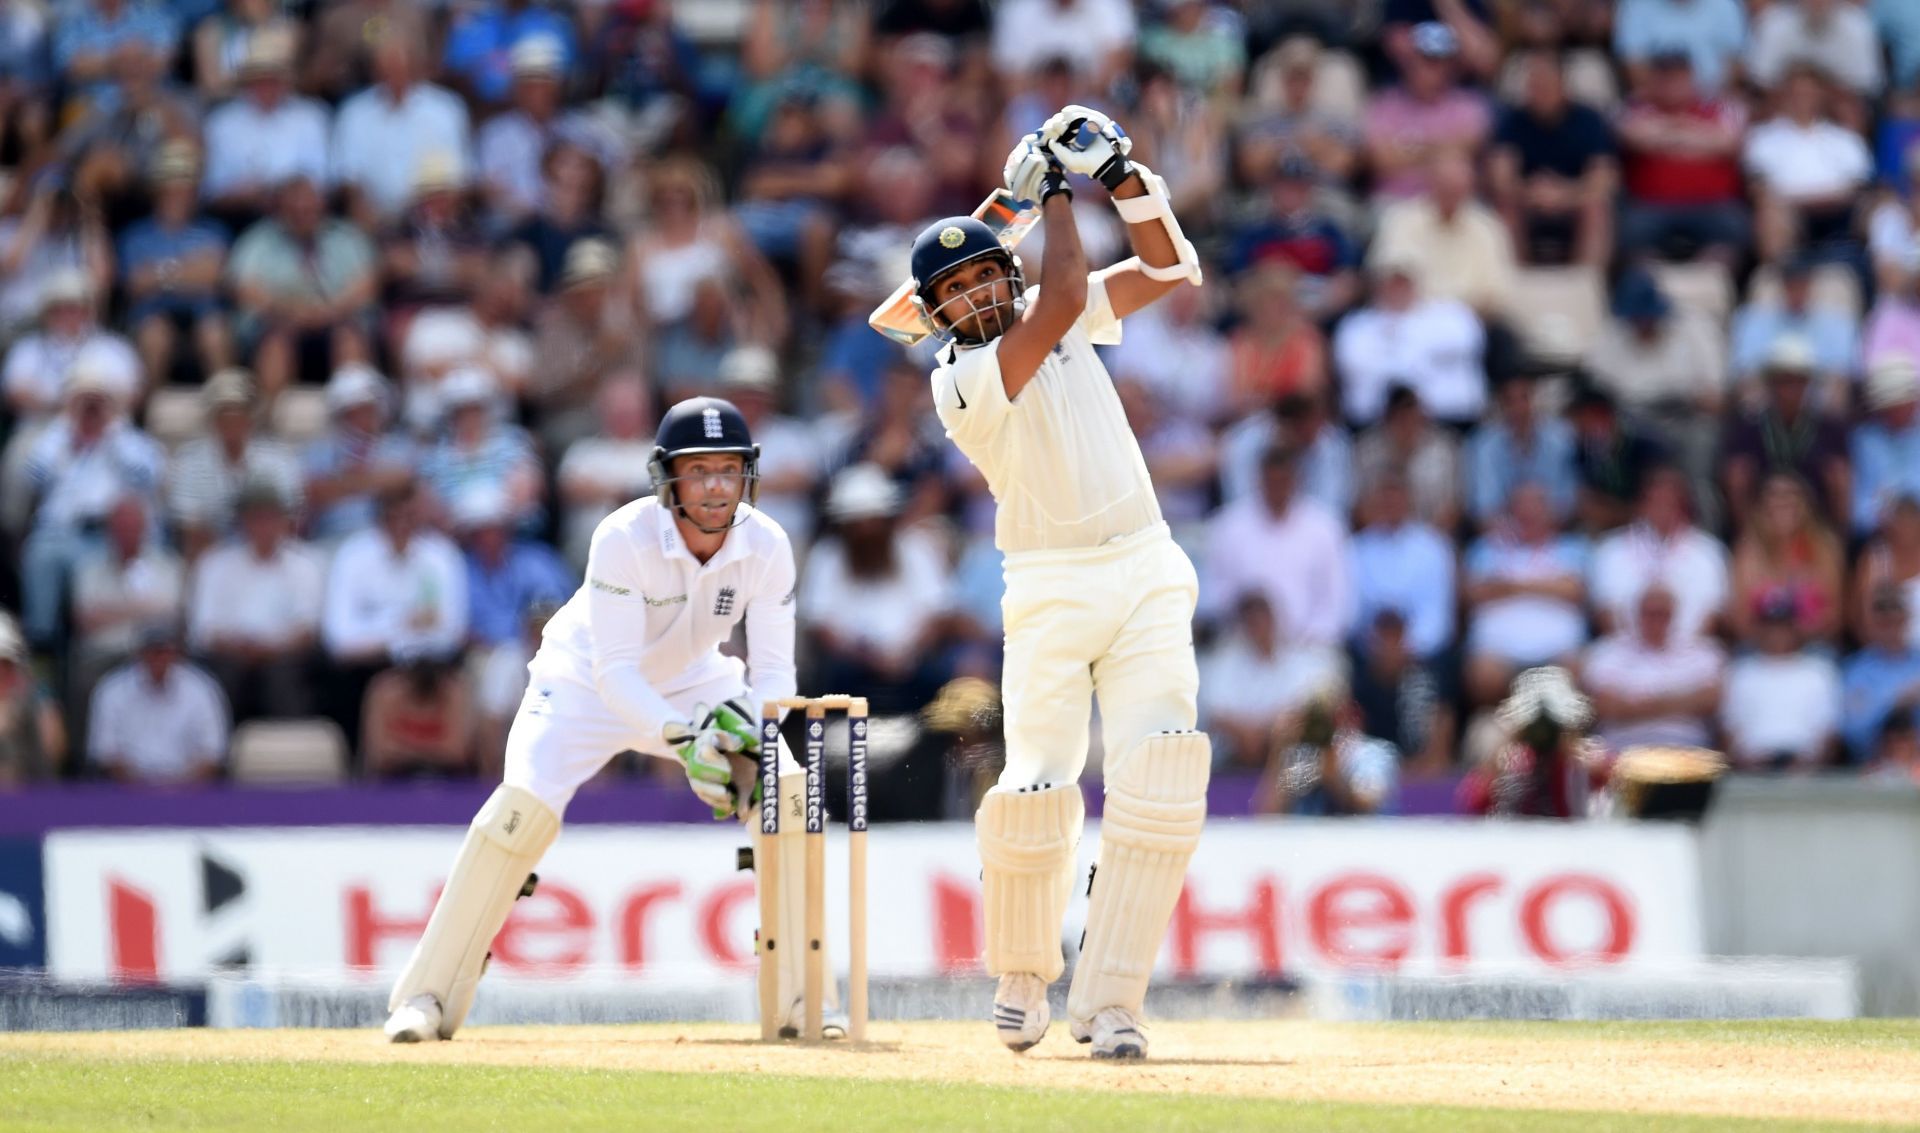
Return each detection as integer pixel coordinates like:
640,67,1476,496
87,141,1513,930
997,522,1201,788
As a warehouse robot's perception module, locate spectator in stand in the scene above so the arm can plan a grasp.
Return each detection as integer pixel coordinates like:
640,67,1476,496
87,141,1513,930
1222,263,1325,421
1363,22,1491,204
69,493,183,715
453,486,572,662
473,598,556,776
733,88,853,312
440,0,575,108
1203,444,1353,647
320,479,467,750
186,480,322,721
227,174,377,399
1467,372,1576,528
800,464,955,716
1744,61,1873,265
1856,493,1920,648
3,268,140,423
1842,585,1920,762
18,365,165,648
1219,390,1354,518
331,29,472,228
379,153,488,322
1354,384,1462,533
716,347,824,550
1238,36,1361,185
0,183,113,341
1253,688,1399,816
199,30,329,226
191,0,302,101
1613,0,1746,97
1349,469,1455,662
1463,481,1589,707
301,0,433,101
1199,590,1346,769
1117,378,1215,540
1348,608,1455,775
1332,258,1486,428
1568,380,1668,535
654,278,743,404
302,364,417,544
836,359,950,524
477,35,610,223
1129,62,1229,217
1111,271,1230,426
529,238,643,448
990,0,1136,89
1371,148,1516,316
1139,0,1245,98
1721,590,1842,771
120,143,231,387
555,374,655,569
88,622,229,784
1720,337,1851,529
1852,355,1920,537
360,647,475,778
1726,472,1846,649
510,142,611,295
1589,464,1729,639
1223,152,1358,321
419,367,543,536
1487,48,1615,267
1747,0,1883,115
1869,714,1920,783
52,0,179,103
1615,50,1750,263
1728,257,1858,411
1581,584,1725,754
166,368,302,560
0,615,66,787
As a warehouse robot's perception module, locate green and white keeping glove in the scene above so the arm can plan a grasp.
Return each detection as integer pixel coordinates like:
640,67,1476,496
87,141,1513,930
665,699,763,820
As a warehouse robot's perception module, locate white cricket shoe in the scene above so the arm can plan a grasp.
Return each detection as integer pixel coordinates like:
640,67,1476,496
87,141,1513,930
775,999,850,1040
1070,1007,1148,1060
384,994,444,1043
992,972,1050,1052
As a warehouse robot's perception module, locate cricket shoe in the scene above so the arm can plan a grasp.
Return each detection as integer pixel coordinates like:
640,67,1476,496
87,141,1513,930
776,1010,851,1041
1070,1007,1148,1060
992,972,1050,1052
384,994,444,1043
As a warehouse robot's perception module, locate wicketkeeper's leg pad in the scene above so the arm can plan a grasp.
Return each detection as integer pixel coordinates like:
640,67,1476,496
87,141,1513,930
387,785,560,1037
1067,730,1210,1023
977,783,1085,982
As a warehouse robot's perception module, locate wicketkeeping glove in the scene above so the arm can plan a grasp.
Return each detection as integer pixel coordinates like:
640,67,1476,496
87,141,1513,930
665,699,763,820
1039,103,1133,191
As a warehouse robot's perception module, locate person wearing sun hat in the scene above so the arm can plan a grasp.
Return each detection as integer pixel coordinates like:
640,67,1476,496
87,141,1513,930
1851,353,1920,536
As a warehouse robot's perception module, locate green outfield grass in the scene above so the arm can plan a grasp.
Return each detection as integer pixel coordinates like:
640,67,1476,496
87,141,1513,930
0,1054,1906,1133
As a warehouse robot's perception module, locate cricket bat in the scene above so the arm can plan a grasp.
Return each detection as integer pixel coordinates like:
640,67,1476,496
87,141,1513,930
867,188,1042,347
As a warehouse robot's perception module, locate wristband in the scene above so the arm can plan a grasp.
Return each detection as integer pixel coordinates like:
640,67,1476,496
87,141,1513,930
1040,168,1073,203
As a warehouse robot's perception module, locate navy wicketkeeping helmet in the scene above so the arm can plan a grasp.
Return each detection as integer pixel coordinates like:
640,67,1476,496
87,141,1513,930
909,216,1025,346
649,396,761,531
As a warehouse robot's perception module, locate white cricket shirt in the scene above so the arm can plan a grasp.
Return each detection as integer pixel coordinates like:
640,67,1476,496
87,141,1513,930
534,497,797,739
932,269,1164,553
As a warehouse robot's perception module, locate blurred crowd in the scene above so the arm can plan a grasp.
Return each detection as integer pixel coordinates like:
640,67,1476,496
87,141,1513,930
3,0,1920,818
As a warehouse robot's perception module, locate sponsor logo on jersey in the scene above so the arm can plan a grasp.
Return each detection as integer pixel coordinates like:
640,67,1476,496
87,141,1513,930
644,593,688,607
590,578,631,596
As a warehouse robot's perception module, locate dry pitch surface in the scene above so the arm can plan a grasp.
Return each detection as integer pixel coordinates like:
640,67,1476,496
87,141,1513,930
6,1020,1920,1131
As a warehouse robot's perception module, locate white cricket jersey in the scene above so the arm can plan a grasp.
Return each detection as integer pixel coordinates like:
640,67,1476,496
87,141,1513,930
533,497,798,739
932,268,1163,553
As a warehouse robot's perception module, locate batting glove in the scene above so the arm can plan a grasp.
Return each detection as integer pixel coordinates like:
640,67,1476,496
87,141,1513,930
1004,133,1070,206
1039,104,1133,191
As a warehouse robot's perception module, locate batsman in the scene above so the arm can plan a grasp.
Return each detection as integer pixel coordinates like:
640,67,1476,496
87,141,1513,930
894,106,1209,1059
382,396,834,1042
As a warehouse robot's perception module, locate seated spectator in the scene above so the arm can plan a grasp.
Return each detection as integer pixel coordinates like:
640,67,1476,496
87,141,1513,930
1467,372,1576,528
1851,355,1920,537
1870,149,1920,294
474,599,556,777
3,268,140,423
1332,258,1486,427
1720,338,1851,528
379,154,487,318
1222,263,1326,420
454,486,572,656
655,278,744,404
361,648,475,779
1354,384,1461,533
1747,0,1883,111
1589,464,1729,639
1129,62,1229,215
1253,688,1398,816
1613,0,1746,97
511,144,612,296
1111,273,1230,427
991,0,1134,88
1568,381,1667,535
529,239,645,444
1487,49,1615,267
1869,714,1920,784
722,348,824,547
1347,609,1454,775
302,0,432,104
1463,482,1589,706
1864,266,1920,376
629,157,788,363
187,481,321,722
302,364,418,544
52,0,180,103
227,174,377,399
1743,61,1873,265
1728,257,1858,411
1221,151,1357,321
1362,22,1490,204
18,369,165,648
1841,585,1920,763
1720,592,1843,770
1200,590,1346,769
331,30,472,228
119,142,232,386
836,360,950,525
1139,0,1245,97
1371,148,1516,316
0,183,113,341
1581,584,1725,754
191,0,302,101
0,615,65,787
1202,444,1352,647
200,30,329,225
1238,36,1360,185
800,465,955,716
69,493,183,724
556,374,656,569
477,38,624,223
321,480,468,748
166,368,302,560
87,622,229,784
1350,470,1454,661
421,368,542,534
1614,49,1750,263
733,89,853,311
1118,380,1214,538
1219,390,1354,518
1855,493,1920,647
1727,472,1846,648
441,1,575,108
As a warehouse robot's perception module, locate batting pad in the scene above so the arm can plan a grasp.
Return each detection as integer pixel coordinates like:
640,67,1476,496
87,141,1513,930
976,783,1085,981
1067,730,1210,1022
753,747,839,1032
388,785,560,1036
